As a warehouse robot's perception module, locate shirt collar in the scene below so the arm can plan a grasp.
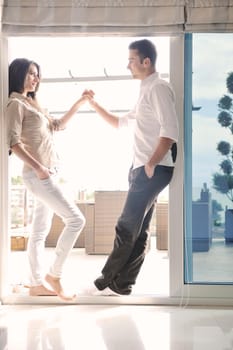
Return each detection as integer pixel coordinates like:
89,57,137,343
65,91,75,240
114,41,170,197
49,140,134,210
9,92,28,102
140,72,159,87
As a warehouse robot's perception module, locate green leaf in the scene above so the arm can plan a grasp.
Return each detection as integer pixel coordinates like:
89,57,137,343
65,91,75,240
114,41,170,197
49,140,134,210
227,72,233,94
218,95,232,110
217,141,231,155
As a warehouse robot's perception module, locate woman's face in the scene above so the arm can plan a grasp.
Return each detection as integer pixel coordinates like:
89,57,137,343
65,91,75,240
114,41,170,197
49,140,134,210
23,63,40,95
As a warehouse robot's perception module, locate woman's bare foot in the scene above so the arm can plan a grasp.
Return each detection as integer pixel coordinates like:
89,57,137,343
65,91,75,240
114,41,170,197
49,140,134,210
29,284,57,296
45,274,76,301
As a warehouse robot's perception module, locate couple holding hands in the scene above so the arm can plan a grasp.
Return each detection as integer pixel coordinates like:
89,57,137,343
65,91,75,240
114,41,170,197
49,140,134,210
6,39,178,300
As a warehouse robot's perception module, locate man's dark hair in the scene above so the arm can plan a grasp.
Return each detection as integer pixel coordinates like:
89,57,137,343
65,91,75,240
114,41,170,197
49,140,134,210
129,39,157,66
8,58,40,98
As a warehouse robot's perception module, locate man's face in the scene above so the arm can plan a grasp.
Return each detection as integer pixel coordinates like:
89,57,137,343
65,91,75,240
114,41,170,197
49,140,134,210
127,49,146,80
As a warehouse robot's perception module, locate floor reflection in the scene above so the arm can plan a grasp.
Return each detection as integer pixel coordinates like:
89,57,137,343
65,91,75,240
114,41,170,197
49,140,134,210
0,327,7,350
97,314,145,350
26,320,65,350
1,304,233,349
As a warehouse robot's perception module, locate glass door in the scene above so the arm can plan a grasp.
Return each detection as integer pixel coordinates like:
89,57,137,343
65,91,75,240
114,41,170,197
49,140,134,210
182,33,233,301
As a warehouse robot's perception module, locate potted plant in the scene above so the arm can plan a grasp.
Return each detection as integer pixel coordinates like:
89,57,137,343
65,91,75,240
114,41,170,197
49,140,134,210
213,71,233,243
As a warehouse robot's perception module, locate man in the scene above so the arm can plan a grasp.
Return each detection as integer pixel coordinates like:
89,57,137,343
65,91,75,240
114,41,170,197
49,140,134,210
86,39,179,296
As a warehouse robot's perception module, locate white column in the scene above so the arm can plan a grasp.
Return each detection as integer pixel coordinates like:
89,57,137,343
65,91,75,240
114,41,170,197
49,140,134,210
169,35,185,298
0,35,10,301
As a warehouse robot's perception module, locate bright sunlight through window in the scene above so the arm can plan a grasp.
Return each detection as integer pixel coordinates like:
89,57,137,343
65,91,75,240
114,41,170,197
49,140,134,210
8,36,170,202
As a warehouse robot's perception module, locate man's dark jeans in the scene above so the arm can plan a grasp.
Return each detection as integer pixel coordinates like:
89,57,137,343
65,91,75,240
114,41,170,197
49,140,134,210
94,165,174,295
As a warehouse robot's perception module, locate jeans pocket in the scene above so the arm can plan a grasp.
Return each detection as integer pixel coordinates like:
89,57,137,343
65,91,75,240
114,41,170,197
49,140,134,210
131,166,150,192
137,166,150,181
39,177,51,185
38,177,55,192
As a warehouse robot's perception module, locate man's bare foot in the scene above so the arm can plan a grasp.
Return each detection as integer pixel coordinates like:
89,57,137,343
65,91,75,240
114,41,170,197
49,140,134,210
29,284,57,296
45,274,76,301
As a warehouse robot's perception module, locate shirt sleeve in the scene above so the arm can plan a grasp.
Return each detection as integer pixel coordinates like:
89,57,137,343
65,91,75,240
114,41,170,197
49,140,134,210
119,107,136,129
151,82,179,142
5,99,25,148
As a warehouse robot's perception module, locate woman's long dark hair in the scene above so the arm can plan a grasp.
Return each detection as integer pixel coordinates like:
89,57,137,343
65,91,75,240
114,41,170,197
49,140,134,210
8,58,41,98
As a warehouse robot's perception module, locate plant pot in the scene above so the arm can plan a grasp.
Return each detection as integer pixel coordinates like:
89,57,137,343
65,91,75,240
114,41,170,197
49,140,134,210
192,201,211,252
224,208,233,243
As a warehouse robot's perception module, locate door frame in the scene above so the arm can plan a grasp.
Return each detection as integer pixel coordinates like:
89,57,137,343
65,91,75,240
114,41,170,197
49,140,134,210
2,33,233,305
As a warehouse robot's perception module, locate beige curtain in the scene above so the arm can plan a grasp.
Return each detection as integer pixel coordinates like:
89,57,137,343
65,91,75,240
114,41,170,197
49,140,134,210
0,0,3,31
2,0,185,34
2,0,233,34
185,0,233,32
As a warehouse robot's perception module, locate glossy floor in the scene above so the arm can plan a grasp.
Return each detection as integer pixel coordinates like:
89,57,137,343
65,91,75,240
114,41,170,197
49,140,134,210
1,304,233,349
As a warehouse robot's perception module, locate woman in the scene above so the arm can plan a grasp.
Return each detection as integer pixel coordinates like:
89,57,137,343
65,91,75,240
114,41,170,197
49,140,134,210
6,58,91,300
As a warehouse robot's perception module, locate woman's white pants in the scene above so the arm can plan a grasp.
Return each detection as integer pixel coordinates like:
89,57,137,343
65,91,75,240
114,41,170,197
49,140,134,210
23,171,85,286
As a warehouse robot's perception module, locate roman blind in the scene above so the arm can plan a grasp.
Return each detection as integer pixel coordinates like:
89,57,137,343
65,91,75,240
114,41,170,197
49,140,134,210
2,0,185,34
0,0,3,31
1,1,233,34
185,0,233,32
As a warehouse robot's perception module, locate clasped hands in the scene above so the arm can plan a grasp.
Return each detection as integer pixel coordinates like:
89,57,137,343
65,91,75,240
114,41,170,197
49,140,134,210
82,89,95,105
